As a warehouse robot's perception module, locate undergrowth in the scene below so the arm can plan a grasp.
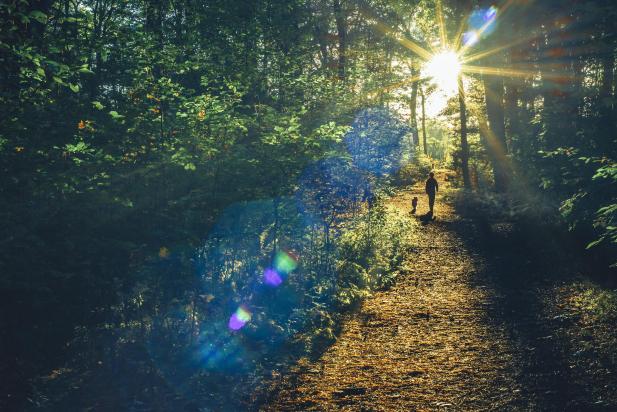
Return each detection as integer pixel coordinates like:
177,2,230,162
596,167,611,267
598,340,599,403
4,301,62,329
33,185,414,410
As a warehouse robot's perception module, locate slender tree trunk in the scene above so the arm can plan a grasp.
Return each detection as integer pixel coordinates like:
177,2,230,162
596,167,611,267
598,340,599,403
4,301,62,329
315,24,329,68
420,86,427,156
504,76,519,146
600,47,615,154
407,95,416,150
409,65,419,146
599,9,616,126
273,198,279,253
503,7,524,152
458,76,471,189
333,0,346,80
601,49,615,113
484,73,509,192
87,0,104,98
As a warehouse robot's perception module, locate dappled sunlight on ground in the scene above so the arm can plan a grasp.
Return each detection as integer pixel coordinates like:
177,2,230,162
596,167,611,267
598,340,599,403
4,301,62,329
262,173,524,410
259,171,617,411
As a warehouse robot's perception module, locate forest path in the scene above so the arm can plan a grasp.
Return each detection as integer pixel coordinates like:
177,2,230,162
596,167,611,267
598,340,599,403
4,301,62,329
262,172,524,411
261,171,617,411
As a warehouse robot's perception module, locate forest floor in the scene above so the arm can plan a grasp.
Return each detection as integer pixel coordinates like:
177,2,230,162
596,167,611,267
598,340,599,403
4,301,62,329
259,171,617,411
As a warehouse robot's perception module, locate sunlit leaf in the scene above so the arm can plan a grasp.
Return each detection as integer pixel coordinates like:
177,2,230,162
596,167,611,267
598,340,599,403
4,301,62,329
29,11,47,24
109,110,124,120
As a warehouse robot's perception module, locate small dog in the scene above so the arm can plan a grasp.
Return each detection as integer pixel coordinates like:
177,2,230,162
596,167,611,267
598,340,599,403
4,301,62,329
411,197,418,214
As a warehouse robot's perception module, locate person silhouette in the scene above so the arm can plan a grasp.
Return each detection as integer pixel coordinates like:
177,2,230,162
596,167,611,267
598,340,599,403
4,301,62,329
425,172,438,216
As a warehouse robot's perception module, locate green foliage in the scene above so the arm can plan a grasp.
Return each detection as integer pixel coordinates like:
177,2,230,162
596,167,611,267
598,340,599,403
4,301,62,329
0,0,425,409
3,0,616,409
396,153,434,186
336,201,411,306
548,152,617,266
584,163,617,266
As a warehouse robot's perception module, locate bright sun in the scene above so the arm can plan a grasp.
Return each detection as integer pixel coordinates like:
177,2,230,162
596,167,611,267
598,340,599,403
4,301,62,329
422,50,462,95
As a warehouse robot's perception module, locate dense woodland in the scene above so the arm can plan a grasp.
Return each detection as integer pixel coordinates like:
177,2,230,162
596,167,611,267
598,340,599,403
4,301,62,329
1,0,616,410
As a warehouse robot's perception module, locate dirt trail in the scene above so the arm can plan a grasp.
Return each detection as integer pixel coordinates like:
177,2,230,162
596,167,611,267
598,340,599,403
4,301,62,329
261,172,617,411
263,174,524,410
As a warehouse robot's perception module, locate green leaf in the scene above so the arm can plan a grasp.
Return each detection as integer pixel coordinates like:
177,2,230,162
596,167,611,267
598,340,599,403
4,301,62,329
65,141,89,153
109,110,125,120
78,63,94,74
92,101,104,110
598,205,617,215
69,83,80,93
29,11,48,24
36,67,45,77
586,238,605,249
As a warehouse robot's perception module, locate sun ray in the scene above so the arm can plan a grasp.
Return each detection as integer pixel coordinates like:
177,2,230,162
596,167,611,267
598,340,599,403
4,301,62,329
365,74,424,100
462,34,539,64
457,0,517,57
464,22,595,66
452,7,472,51
465,101,513,176
470,110,508,161
461,64,539,79
465,99,535,198
435,0,448,49
458,17,496,57
372,20,434,61
463,64,577,87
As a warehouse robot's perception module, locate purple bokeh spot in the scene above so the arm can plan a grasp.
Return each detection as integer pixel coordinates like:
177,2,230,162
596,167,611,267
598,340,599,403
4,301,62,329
264,268,283,287
228,313,246,330
485,6,497,21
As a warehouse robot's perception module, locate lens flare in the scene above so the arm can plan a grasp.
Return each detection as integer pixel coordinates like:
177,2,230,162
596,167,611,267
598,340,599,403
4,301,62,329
345,107,409,176
229,305,252,330
274,250,298,274
485,6,497,21
465,6,498,44
263,267,283,287
462,31,480,47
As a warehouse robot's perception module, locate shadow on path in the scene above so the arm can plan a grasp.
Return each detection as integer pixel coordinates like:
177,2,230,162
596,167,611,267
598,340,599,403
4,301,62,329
450,200,617,411
261,175,617,411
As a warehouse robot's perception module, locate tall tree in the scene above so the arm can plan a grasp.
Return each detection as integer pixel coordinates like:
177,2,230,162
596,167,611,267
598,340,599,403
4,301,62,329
483,70,509,191
420,84,428,155
480,0,509,192
458,75,471,188
333,0,347,80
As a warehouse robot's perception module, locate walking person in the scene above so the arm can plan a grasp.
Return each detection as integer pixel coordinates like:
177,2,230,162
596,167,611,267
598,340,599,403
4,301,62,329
425,172,439,216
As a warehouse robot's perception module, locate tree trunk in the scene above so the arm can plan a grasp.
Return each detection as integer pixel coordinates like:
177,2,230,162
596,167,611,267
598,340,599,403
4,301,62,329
599,47,615,154
503,5,524,152
601,49,615,114
504,80,518,146
421,86,427,156
458,76,471,189
333,0,346,80
315,24,330,68
409,65,419,147
484,74,509,192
